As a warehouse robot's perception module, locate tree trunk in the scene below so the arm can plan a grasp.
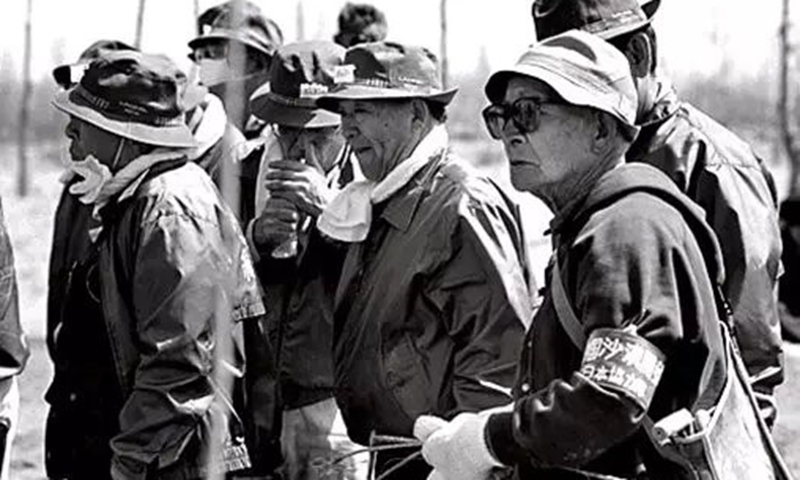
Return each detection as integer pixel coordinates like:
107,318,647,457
780,0,800,196
134,0,146,48
440,0,448,89
193,0,201,35
17,0,33,198
296,0,305,42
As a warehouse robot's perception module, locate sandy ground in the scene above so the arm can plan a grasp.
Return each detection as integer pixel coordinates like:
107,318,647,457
1,143,798,478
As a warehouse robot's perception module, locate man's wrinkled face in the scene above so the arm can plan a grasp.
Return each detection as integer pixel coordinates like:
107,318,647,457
64,116,122,166
497,76,594,196
275,125,345,174
337,99,416,182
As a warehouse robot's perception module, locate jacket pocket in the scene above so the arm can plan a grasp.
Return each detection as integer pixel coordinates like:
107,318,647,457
383,334,433,422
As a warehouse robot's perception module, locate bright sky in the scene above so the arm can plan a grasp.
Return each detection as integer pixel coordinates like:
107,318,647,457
0,0,796,85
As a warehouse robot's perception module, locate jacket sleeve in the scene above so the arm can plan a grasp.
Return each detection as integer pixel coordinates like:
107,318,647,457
426,193,531,415
486,196,723,469
691,150,783,393
0,199,27,378
110,212,240,479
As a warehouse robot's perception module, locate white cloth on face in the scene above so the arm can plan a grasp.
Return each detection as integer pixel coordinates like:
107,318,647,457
253,128,285,219
59,147,189,242
186,92,227,162
317,124,449,243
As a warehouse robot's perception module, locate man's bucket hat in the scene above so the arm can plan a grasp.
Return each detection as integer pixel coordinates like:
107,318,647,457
189,0,283,60
250,41,347,128
485,30,639,140
52,40,136,89
532,0,661,41
53,50,196,148
317,41,457,112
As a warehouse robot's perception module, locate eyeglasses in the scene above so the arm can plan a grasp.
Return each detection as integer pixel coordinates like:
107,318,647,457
192,42,228,61
482,97,562,140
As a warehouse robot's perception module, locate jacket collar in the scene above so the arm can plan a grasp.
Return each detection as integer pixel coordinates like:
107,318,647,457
379,150,445,232
638,75,680,127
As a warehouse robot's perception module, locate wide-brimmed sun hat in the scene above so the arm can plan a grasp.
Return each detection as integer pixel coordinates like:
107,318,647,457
250,40,347,128
52,39,136,89
485,30,639,139
316,41,457,112
188,0,283,60
532,0,661,41
53,50,196,148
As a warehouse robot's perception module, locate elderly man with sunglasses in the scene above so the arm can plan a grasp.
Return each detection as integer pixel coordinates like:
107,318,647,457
246,41,365,480
534,0,784,426
415,31,731,480
313,41,531,479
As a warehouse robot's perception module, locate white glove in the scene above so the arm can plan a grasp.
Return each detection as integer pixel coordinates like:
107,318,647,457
427,470,446,480
416,412,503,480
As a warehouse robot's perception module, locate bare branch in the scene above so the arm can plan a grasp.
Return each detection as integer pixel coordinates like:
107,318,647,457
17,0,33,197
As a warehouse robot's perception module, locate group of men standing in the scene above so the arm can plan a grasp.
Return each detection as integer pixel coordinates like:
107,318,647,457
0,0,783,479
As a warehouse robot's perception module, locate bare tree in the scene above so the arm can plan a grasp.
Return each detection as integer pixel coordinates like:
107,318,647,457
440,0,448,89
134,0,146,48
780,0,800,196
17,0,33,197
296,0,306,42
193,0,201,35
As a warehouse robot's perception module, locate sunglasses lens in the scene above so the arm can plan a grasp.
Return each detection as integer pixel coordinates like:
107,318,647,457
513,99,540,134
482,105,506,140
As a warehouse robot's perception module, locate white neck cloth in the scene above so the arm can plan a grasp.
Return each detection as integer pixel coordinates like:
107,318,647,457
317,124,448,243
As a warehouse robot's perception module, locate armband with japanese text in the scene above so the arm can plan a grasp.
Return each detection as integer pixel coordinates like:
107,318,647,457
579,328,665,411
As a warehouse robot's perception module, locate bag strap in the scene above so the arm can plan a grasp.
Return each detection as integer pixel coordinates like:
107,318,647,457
548,187,795,480
550,259,586,350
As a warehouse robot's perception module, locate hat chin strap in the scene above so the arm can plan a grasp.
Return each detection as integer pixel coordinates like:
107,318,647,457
110,137,127,172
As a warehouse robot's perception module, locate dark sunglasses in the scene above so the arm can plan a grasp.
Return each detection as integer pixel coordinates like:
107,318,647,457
482,97,562,140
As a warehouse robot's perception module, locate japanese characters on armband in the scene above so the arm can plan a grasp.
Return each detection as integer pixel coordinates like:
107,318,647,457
579,326,666,411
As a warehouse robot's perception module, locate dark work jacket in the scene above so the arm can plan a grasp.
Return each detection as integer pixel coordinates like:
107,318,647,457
72,161,264,479
256,225,347,409
334,152,532,445
0,198,28,378
486,163,727,480
194,121,246,189
47,127,245,363
627,80,783,399
47,189,93,360
253,148,354,410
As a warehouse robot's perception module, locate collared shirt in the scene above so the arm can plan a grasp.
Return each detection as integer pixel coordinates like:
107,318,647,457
333,151,531,445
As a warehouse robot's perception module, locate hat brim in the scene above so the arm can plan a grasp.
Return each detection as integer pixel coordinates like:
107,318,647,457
52,62,88,88
590,16,652,40
249,83,341,128
53,90,197,148
188,32,272,58
316,85,458,112
485,67,638,138
252,99,341,128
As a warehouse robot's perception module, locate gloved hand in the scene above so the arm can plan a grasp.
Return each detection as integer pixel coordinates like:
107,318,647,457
414,412,503,480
